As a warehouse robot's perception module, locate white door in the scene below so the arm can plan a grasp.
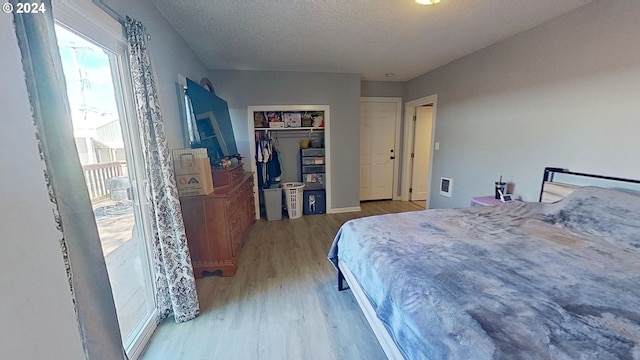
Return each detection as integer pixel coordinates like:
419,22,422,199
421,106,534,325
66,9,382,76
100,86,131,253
410,106,434,201
360,101,397,200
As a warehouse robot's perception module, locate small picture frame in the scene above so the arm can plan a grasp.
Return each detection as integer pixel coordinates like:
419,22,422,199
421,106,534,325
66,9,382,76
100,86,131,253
439,177,453,197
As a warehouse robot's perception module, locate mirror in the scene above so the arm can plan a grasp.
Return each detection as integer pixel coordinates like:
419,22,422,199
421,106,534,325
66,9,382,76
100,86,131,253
184,78,239,167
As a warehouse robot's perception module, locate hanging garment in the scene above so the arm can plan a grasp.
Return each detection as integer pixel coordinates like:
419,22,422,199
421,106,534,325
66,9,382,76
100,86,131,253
256,141,263,163
267,147,282,181
262,140,271,163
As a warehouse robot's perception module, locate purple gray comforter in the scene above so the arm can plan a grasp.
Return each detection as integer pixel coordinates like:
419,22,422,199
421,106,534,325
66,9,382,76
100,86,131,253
328,187,640,360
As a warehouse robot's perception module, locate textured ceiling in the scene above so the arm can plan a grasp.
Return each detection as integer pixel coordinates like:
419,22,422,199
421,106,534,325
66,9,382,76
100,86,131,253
150,0,590,81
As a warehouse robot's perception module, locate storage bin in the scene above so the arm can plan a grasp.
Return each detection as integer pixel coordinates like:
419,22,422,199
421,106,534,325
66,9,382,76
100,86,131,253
300,148,324,157
302,165,325,173
302,173,325,190
302,157,324,165
303,190,326,215
282,182,305,219
262,185,282,221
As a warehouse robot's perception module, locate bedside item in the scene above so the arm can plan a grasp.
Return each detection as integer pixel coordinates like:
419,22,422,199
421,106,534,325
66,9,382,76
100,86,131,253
470,195,504,207
501,193,514,202
498,189,514,202
495,176,506,199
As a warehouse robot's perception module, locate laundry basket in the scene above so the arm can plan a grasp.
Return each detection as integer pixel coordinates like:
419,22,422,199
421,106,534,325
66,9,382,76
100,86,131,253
282,182,305,219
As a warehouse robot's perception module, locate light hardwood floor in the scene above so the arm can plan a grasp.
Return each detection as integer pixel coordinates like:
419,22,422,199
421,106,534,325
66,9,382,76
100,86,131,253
140,200,422,360
411,200,427,209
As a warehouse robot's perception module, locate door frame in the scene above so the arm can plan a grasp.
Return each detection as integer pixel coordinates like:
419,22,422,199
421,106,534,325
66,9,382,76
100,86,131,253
360,97,403,200
402,94,438,205
53,1,158,358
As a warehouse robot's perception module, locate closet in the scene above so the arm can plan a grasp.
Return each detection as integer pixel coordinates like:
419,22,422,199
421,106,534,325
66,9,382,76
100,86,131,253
247,105,331,218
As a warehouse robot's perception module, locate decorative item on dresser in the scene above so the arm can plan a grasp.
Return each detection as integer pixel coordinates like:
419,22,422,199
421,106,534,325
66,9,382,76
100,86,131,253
179,171,256,277
212,163,244,186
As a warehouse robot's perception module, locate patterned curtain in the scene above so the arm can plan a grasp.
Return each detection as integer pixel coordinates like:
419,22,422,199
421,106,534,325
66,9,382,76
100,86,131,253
125,16,199,323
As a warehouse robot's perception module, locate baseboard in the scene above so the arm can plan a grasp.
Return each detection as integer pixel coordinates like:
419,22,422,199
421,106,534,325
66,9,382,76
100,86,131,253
328,206,361,214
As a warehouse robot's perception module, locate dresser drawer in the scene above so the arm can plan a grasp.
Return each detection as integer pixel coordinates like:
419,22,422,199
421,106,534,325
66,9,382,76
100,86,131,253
181,172,255,278
229,210,244,257
212,164,244,187
227,205,243,231
227,188,242,206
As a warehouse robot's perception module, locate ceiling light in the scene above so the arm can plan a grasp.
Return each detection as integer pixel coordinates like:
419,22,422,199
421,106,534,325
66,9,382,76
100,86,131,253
385,73,395,78
416,0,441,5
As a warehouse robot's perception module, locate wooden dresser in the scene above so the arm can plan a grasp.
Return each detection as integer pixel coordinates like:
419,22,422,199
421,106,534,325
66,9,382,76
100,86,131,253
180,172,256,277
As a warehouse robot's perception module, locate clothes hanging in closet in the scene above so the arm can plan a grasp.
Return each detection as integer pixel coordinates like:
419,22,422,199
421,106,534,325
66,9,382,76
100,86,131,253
255,132,282,189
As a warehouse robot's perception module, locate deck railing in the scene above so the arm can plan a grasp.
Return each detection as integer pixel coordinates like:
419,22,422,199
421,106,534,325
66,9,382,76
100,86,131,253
83,161,128,200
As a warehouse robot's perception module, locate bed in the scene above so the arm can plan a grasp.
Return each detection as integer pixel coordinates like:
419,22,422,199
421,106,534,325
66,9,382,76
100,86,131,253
328,168,640,360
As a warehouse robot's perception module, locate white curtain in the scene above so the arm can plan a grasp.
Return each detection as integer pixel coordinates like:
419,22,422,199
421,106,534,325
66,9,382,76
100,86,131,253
125,16,199,323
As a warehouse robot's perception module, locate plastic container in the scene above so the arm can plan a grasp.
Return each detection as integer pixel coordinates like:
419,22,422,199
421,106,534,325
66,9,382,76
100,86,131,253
302,173,325,190
262,185,282,221
302,157,324,165
300,148,324,157
282,182,305,219
302,165,325,173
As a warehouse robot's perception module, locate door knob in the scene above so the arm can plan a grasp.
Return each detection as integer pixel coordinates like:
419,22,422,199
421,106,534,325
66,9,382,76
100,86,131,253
390,156,395,160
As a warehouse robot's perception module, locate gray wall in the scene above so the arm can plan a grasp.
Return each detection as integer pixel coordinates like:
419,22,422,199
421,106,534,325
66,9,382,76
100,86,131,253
405,0,640,208
209,70,361,210
361,81,404,98
1,15,85,360
105,0,210,149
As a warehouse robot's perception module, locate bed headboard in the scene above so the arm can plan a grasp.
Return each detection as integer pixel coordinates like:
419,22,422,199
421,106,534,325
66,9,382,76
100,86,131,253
539,167,640,203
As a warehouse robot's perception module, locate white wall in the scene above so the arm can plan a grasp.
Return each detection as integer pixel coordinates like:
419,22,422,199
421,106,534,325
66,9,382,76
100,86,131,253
0,15,85,360
405,0,640,208
209,70,362,210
